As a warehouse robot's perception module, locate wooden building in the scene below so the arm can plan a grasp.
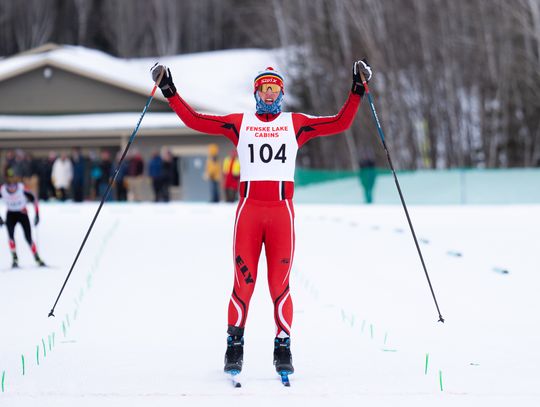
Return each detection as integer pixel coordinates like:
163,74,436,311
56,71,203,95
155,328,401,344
0,44,278,200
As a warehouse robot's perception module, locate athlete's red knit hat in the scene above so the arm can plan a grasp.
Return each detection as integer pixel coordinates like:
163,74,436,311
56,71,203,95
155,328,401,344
254,67,284,94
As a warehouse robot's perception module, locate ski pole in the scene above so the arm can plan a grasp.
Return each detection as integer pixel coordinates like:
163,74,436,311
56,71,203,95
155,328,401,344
359,68,444,323
47,68,165,318
33,215,39,248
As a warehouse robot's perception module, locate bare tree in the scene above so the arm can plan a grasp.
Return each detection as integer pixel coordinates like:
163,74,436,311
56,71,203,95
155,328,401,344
72,0,93,45
0,1,16,56
10,0,56,51
1,0,538,169
102,0,151,57
149,0,181,56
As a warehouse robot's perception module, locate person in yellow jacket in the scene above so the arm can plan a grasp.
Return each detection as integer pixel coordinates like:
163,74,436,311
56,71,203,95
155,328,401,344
222,149,240,202
205,143,221,202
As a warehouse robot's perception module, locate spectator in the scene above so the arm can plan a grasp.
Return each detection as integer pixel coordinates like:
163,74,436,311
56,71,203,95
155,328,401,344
160,149,175,202
126,150,145,201
12,149,32,179
128,150,144,176
3,150,16,178
115,151,128,201
148,150,163,202
25,153,40,198
205,143,221,203
89,151,102,200
71,147,86,202
222,149,240,202
35,156,48,201
51,152,73,201
37,151,57,201
97,150,113,200
358,150,377,204
46,152,57,199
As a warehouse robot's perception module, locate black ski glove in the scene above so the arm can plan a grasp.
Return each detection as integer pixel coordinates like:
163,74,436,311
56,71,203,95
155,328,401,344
0,216,3,227
351,58,372,96
151,64,177,98
34,212,40,226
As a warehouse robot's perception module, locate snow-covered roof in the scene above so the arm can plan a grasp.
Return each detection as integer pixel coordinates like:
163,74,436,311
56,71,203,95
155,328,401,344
0,44,285,114
0,112,185,133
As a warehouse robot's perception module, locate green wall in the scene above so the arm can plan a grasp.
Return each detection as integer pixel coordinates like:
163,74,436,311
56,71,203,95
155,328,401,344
294,168,540,204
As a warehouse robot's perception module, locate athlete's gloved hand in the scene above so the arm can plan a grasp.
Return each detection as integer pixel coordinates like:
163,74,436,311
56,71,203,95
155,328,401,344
351,58,372,96
151,64,177,98
0,217,3,227
34,213,39,226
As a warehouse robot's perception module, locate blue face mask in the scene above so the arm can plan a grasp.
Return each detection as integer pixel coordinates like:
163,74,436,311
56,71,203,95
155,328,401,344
255,92,283,115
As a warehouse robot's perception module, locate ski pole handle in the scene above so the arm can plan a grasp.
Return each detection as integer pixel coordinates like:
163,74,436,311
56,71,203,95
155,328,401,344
153,65,166,91
360,70,371,93
360,71,367,86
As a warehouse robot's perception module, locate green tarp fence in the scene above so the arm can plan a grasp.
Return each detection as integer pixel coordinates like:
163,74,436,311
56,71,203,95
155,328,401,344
294,168,540,205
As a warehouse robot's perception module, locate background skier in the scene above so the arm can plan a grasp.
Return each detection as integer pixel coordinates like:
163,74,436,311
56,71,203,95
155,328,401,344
0,168,46,268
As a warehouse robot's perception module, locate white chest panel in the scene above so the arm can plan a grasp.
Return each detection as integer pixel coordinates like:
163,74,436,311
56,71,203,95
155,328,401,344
237,113,298,181
1,183,27,211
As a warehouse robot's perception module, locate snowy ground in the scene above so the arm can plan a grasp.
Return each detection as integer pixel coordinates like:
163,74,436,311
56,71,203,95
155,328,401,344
0,202,539,406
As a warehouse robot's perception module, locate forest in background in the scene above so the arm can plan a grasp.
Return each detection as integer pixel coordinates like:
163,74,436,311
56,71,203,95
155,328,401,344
1,0,539,170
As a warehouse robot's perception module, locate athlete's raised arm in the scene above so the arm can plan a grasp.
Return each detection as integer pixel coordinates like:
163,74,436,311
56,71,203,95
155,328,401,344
151,65,242,145
294,60,372,147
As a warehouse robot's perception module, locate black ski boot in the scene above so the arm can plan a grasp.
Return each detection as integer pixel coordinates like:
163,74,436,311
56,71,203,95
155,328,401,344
11,253,19,268
224,335,244,373
273,337,294,374
34,253,46,267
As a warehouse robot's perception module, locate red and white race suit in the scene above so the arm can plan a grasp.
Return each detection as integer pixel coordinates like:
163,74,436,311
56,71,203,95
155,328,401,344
168,90,362,337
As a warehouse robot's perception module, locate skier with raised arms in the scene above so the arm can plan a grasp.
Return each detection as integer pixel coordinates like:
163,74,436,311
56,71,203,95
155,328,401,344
151,59,372,385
